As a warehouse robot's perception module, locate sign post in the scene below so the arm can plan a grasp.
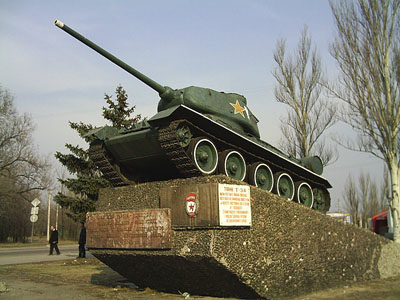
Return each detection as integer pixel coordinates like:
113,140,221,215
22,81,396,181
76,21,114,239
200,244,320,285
30,198,40,243
47,192,51,242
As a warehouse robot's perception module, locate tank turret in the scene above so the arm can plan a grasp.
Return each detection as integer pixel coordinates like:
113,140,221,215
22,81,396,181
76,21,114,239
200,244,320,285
55,20,260,138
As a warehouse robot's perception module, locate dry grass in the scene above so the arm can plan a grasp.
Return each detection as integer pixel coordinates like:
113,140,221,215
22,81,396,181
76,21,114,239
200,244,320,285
1,258,400,299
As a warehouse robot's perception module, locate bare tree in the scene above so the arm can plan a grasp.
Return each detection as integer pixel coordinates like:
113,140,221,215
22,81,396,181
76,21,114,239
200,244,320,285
359,172,370,227
342,169,389,229
272,27,337,166
0,87,52,242
368,180,381,219
358,171,385,227
329,0,400,242
0,87,51,201
343,174,360,225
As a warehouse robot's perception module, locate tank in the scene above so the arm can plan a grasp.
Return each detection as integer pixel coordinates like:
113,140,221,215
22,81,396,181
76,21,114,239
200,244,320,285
55,20,331,212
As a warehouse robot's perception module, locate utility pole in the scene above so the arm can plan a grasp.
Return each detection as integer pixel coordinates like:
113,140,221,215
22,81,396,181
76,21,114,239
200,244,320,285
47,191,52,242
56,204,59,230
61,206,64,239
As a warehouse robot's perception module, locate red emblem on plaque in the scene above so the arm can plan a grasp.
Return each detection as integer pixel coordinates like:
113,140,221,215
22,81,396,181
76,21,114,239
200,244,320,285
185,192,198,218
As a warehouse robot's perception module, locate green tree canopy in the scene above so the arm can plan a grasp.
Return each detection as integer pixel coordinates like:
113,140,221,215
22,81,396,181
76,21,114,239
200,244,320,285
54,85,141,221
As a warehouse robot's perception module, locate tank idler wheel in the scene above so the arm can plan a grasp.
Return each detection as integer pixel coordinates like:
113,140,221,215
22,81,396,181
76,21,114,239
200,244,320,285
295,182,314,208
274,172,295,201
313,187,331,213
188,137,218,175
219,150,246,181
176,124,192,148
249,162,274,192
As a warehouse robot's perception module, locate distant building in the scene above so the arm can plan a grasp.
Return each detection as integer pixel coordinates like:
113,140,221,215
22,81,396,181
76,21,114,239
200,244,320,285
326,212,352,224
370,210,392,240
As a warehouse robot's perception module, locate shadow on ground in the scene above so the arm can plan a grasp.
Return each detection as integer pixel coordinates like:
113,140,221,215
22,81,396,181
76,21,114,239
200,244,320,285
90,266,138,290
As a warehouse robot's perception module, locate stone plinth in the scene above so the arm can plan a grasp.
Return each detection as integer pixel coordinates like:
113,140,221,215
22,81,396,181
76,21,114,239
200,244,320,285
89,175,400,299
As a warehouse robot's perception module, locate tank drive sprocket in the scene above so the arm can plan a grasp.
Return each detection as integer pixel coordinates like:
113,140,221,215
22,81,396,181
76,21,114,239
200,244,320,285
88,142,128,187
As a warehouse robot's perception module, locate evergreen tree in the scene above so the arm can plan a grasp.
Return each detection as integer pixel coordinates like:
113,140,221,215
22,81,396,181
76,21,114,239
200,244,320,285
102,85,141,130
54,86,141,221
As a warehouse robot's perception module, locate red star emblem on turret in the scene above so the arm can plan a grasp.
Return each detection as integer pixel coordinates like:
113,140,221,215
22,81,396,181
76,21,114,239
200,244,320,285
230,100,246,118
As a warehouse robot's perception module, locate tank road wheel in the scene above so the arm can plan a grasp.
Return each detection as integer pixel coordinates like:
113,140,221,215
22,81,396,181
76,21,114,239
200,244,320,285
313,187,331,213
274,172,295,201
295,182,314,208
249,163,274,192
219,150,246,181
188,137,218,175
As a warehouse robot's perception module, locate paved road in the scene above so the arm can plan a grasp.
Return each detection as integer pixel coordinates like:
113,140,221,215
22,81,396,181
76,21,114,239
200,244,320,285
0,245,93,265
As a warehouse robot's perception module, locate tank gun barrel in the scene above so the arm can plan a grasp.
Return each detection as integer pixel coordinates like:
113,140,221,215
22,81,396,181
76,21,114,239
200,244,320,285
54,20,166,95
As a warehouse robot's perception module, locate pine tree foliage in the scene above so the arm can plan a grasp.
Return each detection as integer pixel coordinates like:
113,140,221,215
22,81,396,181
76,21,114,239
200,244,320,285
102,85,141,130
54,85,141,221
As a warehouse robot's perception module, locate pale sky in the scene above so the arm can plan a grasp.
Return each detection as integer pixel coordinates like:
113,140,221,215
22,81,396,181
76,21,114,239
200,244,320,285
0,0,384,212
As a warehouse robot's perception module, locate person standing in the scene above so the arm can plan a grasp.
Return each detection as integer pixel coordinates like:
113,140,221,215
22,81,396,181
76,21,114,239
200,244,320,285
49,225,60,255
78,222,86,258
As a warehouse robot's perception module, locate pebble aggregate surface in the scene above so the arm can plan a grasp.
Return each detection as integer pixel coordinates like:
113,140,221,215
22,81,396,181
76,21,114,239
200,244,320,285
91,175,400,299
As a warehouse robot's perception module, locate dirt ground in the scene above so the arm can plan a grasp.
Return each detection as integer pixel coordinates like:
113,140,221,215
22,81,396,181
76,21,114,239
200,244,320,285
0,258,400,300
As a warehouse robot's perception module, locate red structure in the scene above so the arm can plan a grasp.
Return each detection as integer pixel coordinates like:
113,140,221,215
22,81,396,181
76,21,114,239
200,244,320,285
371,210,389,236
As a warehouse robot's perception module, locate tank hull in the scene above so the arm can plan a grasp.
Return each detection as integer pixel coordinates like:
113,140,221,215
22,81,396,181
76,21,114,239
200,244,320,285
90,105,331,211
148,105,330,188
103,127,178,181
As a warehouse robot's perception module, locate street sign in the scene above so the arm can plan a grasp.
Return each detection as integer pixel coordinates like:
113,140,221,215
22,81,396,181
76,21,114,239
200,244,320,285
30,198,41,242
32,198,40,207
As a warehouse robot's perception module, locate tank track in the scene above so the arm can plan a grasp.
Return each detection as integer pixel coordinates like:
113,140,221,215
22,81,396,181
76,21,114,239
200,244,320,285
158,120,202,178
89,119,326,193
89,142,128,187
158,119,323,188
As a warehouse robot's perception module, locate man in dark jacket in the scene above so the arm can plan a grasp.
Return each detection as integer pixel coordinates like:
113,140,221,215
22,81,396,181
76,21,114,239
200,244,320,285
49,225,60,255
78,222,86,258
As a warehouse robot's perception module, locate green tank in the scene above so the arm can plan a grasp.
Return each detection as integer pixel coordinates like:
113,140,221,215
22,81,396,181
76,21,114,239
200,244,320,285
55,20,331,212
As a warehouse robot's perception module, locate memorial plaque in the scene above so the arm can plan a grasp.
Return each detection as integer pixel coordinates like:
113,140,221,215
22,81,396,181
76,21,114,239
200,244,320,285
160,183,251,228
86,209,172,249
218,184,251,226
160,184,219,227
